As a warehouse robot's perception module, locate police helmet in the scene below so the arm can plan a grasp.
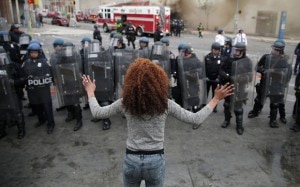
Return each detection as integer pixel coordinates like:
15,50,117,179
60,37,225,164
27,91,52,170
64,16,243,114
139,37,149,43
81,37,91,43
211,42,221,50
160,37,170,46
182,44,193,54
10,24,19,31
63,42,74,47
177,43,186,51
272,39,285,51
53,38,64,47
225,37,232,45
234,42,246,51
27,43,41,52
30,39,43,46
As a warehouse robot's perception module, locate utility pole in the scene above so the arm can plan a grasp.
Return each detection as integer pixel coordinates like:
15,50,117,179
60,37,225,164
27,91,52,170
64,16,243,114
24,0,31,32
233,0,239,34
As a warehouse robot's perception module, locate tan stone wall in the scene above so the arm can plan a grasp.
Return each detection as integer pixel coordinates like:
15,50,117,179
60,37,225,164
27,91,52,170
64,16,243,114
151,0,300,38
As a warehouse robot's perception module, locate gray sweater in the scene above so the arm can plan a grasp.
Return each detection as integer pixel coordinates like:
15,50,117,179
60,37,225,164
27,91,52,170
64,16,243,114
89,97,213,151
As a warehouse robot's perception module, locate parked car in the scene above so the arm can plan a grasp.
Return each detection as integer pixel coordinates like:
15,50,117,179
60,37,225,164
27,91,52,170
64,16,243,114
47,11,60,18
51,16,69,27
75,11,85,22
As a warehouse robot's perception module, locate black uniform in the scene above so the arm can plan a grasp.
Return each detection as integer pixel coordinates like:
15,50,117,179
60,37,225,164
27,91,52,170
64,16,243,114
125,24,136,49
22,55,55,134
248,54,289,124
291,72,300,132
153,28,163,42
219,55,252,135
0,47,26,139
205,52,223,99
294,43,300,75
93,27,102,45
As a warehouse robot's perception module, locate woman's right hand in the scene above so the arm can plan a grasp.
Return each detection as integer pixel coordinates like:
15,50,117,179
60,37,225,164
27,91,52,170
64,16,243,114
214,83,234,100
82,74,96,98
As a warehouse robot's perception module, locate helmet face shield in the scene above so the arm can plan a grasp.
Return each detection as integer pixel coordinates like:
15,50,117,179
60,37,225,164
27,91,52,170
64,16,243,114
89,42,100,53
152,43,163,55
63,46,74,57
19,35,31,45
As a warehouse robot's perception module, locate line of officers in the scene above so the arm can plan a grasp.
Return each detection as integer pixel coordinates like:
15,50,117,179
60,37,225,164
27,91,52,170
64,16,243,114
0,29,296,140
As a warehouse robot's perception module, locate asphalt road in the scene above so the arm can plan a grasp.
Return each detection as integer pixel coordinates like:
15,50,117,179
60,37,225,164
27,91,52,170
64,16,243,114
1,22,300,187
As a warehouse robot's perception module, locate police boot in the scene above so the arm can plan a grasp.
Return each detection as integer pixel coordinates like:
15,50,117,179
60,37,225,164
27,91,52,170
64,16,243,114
248,102,262,118
269,103,279,128
17,113,25,139
65,111,75,122
102,118,111,130
221,102,231,128
278,103,287,124
290,124,300,132
0,121,7,139
235,109,244,135
91,118,101,122
73,120,82,131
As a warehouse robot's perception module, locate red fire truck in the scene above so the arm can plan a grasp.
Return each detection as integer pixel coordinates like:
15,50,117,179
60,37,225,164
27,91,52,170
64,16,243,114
96,6,171,36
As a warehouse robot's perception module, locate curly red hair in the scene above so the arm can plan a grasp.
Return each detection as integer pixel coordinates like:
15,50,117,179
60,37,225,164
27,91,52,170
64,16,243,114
122,58,169,116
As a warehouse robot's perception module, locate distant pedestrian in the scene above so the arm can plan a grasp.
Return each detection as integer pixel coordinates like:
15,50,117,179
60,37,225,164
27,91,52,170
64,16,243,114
197,22,204,38
215,29,225,48
233,29,247,46
39,13,43,27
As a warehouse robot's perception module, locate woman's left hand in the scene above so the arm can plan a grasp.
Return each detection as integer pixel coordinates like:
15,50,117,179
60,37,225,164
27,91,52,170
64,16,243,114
82,74,96,97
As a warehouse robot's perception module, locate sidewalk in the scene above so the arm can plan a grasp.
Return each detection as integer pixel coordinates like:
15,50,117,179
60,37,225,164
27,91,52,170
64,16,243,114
24,24,91,36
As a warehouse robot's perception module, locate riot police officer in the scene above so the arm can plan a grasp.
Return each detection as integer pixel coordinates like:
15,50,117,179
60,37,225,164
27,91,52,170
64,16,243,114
8,24,24,44
80,37,92,110
160,37,176,76
171,43,186,106
153,26,164,42
291,72,300,132
0,33,26,139
205,42,224,112
139,36,149,50
219,42,253,135
137,37,150,58
177,44,206,113
93,24,102,46
114,37,126,50
124,22,136,49
22,42,55,134
87,40,114,130
52,42,83,131
248,40,291,126
51,38,66,112
222,37,232,57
